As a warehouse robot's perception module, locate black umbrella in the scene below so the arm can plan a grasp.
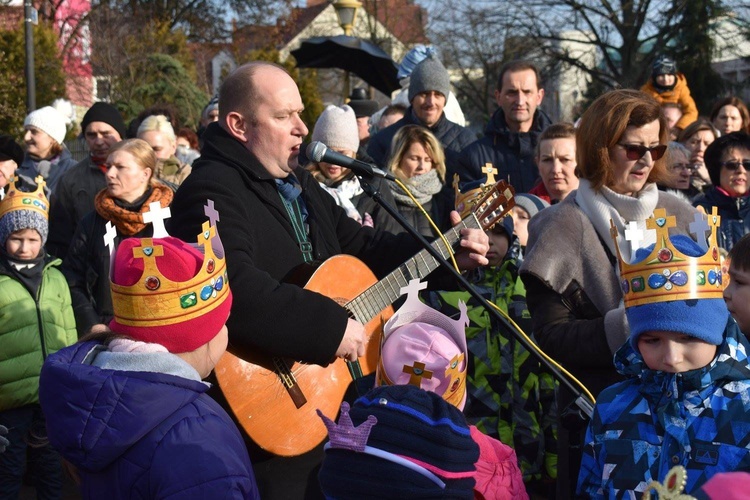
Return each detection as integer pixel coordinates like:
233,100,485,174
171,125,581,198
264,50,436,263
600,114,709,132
291,35,400,96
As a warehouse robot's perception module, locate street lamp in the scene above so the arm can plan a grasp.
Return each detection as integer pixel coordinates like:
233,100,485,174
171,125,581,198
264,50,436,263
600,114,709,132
332,0,362,37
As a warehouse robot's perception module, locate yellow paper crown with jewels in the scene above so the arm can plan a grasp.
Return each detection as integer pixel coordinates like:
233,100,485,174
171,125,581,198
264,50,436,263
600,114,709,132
609,207,725,308
0,175,49,220
108,200,229,328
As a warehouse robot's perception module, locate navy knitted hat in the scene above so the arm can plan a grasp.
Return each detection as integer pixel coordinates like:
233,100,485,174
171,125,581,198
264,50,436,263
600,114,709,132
627,235,729,350
0,209,48,246
318,385,479,499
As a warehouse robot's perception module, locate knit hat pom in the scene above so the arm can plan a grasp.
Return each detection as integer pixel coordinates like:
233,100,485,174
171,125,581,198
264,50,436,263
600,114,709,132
109,236,232,353
24,106,67,145
0,210,48,246
311,105,359,153
627,234,729,349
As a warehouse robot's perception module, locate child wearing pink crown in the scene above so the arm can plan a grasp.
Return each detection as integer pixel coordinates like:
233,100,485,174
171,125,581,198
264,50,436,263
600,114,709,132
38,203,259,499
577,211,750,498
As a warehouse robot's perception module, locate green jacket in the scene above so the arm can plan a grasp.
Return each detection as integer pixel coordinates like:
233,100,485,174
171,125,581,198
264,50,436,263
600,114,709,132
0,256,77,411
427,261,557,483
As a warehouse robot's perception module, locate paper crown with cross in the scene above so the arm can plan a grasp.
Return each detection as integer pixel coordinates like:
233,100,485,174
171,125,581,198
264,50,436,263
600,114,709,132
106,199,231,352
376,279,469,409
610,207,725,308
0,175,49,220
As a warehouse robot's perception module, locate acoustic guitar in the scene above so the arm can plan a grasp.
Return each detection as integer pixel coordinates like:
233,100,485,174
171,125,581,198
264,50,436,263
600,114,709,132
214,180,515,457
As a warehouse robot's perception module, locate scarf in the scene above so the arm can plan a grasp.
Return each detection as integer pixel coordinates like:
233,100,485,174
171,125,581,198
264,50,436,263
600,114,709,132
390,169,443,207
94,183,174,236
320,176,364,222
575,179,659,262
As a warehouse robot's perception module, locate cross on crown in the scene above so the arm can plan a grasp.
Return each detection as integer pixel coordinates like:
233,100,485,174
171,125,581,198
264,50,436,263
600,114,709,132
610,207,725,307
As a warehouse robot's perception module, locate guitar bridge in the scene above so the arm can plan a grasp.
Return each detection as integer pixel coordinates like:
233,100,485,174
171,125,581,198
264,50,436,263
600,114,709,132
273,357,307,409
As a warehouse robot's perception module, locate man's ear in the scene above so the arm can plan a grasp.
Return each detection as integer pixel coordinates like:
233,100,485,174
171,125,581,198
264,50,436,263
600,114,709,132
536,88,545,105
225,111,249,142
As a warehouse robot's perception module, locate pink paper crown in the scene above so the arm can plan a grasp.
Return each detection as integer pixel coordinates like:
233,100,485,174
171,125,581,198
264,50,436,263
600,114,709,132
316,402,377,453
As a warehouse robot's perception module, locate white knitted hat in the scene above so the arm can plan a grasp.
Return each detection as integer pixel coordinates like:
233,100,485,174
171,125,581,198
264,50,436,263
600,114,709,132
312,105,359,153
24,106,67,145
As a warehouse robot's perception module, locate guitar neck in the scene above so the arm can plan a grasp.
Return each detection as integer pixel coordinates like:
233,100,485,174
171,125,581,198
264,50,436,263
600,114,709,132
346,214,481,324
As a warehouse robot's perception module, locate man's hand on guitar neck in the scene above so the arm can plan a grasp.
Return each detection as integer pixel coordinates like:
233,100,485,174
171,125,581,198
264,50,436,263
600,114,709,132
450,210,490,271
335,318,367,362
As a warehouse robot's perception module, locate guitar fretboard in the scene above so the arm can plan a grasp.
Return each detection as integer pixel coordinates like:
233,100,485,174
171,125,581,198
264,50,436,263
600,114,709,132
345,214,480,324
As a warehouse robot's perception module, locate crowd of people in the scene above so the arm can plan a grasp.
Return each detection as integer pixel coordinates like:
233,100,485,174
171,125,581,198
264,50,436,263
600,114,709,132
0,46,750,500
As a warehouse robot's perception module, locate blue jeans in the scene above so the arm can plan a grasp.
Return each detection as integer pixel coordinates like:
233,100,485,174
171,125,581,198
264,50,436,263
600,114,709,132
0,405,62,500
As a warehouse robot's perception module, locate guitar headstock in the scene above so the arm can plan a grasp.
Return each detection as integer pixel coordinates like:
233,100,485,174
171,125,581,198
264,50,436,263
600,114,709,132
455,178,516,232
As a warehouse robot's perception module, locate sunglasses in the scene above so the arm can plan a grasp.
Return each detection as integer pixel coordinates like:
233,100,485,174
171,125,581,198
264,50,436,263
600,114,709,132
617,143,668,161
721,160,750,171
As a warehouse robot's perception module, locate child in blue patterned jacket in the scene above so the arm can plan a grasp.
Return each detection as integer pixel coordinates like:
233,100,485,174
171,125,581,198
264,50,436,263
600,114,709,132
577,229,750,498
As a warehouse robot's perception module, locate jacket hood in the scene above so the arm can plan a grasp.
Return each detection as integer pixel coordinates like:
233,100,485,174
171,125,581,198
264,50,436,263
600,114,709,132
483,108,552,142
198,122,276,183
614,317,750,400
39,341,209,472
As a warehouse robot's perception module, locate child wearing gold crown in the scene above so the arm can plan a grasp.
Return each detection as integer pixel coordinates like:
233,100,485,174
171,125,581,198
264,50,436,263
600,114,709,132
0,176,77,497
37,205,260,499
577,215,750,497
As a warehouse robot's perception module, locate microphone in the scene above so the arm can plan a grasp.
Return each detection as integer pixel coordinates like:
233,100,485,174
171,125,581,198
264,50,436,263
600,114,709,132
306,142,396,181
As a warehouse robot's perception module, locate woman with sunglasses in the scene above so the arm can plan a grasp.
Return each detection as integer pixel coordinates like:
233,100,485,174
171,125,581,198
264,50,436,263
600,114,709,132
519,89,697,499
694,132,750,252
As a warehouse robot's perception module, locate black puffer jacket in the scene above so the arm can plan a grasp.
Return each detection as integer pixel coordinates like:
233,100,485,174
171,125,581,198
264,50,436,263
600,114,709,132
693,187,750,252
168,123,423,366
458,108,552,193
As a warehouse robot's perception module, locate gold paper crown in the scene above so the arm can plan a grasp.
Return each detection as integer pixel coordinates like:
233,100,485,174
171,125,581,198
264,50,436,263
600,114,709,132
610,207,725,308
0,175,49,220
109,202,229,328
642,466,695,500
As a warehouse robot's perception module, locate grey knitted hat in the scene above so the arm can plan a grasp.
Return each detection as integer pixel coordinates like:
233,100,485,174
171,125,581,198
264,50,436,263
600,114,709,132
0,210,48,246
408,54,451,103
312,105,360,153
514,193,550,219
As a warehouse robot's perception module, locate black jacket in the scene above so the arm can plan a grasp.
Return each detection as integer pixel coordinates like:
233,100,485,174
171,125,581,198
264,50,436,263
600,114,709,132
168,123,422,366
458,108,552,193
48,157,107,260
62,209,153,335
366,107,477,173
693,188,750,252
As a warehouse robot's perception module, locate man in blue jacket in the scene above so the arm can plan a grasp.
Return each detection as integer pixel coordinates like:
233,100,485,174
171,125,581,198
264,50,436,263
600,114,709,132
459,61,551,193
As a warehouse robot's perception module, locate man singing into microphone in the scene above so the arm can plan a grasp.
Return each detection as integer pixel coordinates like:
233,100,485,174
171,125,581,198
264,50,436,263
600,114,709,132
167,61,489,499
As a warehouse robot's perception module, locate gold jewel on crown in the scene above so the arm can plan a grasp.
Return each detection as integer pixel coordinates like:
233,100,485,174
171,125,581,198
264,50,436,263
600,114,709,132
610,207,725,308
110,203,229,328
0,175,49,220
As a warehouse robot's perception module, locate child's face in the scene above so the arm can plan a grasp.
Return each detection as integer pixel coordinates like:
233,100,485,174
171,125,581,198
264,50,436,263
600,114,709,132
656,74,676,87
510,206,530,247
486,229,509,267
5,228,42,260
724,263,750,333
637,330,717,373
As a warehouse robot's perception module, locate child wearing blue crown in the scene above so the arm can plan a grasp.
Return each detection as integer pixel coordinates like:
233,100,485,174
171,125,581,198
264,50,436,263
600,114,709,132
0,176,77,498
577,210,750,498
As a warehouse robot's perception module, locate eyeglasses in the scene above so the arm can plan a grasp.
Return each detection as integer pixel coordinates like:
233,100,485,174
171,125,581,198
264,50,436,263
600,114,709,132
669,163,696,173
721,160,750,171
617,143,668,161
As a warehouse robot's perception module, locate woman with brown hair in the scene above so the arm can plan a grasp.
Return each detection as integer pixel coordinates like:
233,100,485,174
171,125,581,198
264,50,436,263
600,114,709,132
18,106,76,194
519,89,697,498
710,97,750,136
678,118,720,193
62,138,173,336
386,125,448,237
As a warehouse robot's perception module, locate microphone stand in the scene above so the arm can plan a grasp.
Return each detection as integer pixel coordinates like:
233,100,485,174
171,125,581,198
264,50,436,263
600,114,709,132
356,176,594,420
